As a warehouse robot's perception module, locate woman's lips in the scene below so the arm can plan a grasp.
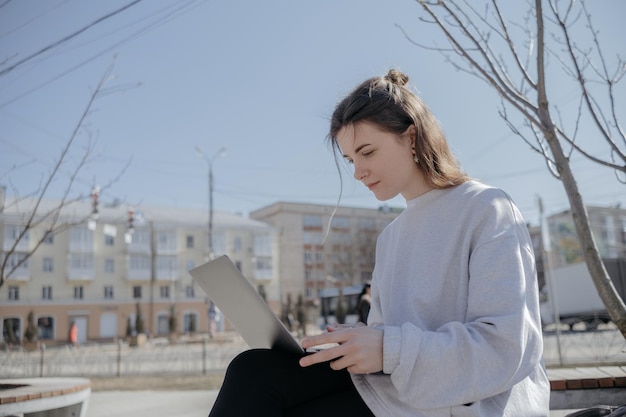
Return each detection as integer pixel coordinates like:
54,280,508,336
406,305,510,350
367,181,379,190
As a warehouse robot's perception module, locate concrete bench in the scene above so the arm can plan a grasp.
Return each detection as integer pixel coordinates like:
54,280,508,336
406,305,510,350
548,366,626,410
0,377,91,417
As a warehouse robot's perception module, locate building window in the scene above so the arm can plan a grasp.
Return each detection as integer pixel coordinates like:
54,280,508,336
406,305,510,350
156,255,177,279
2,318,20,344
357,217,376,230
254,233,272,256
233,236,242,252
69,253,94,270
43,230,54,244
183,313,197,333
303,231,322,245
70,226,93,248
43,257,54,272
104,285,114,299
42,286,53,300
185,260,195,271
133,286,142,299
37,317,54,339
8,286,19,300
160,285,170,299
73,286,84,299
5,224,29,242
104,258,115,273
331,216,350,229
157,230,177,252
185,285,194,298
212,232,226,255
105,234,115,246
303,215,322,228
129,255,151,270
7,253,28,270
186,235,194,248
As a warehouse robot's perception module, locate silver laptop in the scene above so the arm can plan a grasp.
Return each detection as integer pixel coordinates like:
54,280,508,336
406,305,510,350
189,255,304,355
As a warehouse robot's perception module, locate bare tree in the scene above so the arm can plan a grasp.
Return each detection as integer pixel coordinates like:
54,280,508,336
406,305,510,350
404,0,626,336
0,68,130,288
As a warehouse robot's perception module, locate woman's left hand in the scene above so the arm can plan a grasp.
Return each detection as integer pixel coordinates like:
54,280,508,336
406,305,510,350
299,325,384,374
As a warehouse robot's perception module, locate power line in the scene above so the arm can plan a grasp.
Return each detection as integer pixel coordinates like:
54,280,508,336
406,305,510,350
0,0,143,77
0,1,204,108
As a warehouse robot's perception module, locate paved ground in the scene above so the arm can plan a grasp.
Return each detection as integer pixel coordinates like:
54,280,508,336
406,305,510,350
87,390,218,417
86,391,581,417
9,327,620,417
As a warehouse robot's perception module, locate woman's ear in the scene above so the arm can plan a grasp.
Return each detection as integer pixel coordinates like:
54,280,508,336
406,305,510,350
404,124,416,148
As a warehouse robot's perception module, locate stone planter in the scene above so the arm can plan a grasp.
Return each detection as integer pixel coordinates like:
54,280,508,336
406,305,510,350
129,333,147,347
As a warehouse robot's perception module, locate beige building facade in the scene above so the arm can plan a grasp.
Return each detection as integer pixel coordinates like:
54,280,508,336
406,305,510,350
0,196,279,347
547,205,626,268
250,202,401,317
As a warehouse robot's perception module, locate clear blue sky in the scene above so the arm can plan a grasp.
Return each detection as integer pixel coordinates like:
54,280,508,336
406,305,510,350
1,0,624,225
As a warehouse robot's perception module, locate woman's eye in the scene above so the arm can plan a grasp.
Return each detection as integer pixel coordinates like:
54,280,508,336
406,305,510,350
363,150,374,157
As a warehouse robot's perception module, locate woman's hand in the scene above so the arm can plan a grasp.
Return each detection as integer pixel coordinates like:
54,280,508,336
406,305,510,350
299,325,384,374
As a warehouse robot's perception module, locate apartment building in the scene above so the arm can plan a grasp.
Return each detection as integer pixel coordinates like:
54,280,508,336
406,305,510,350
547,205,626,268
250,202,401,314
0,195,279,346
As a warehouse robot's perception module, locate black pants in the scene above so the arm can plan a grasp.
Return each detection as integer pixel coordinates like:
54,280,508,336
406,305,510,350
209,349,375,417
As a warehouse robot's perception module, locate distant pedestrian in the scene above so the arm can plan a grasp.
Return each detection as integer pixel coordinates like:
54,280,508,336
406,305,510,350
356,282,371,324
68,321,78,348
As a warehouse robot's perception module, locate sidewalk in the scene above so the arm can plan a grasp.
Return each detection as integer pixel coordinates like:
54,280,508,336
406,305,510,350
86,390,581,416
87,390,218,417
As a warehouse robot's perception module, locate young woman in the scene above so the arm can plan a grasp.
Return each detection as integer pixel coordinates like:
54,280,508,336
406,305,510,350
208,69,550,416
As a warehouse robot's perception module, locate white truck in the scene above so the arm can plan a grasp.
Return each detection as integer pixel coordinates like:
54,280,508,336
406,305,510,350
541,258,626,330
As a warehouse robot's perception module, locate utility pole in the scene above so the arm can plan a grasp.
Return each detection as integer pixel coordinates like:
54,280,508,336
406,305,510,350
195,146,226,260
149,220,156,339
537,195,563,365
195,146,226,338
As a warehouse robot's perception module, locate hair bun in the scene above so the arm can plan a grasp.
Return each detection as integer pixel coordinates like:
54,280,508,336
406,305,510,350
385,69,409,86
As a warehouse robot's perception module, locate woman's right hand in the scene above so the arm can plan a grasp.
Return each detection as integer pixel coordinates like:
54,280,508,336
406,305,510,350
299,325,383,374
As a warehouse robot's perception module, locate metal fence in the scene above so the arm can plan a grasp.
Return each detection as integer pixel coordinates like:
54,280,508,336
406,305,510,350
2,327,626,380
543,324,626,366
0,333,247,379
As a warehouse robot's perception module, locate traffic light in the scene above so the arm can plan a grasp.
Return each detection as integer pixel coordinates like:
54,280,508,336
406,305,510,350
127,210,135,232
91,186,100,219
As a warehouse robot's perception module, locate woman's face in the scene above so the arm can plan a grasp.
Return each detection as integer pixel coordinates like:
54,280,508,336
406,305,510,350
337,121,425,201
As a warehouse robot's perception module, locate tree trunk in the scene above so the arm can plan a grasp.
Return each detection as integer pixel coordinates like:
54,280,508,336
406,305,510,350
541,121,626,337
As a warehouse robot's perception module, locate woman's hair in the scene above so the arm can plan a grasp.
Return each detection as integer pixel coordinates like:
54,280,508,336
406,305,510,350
328,69,469,189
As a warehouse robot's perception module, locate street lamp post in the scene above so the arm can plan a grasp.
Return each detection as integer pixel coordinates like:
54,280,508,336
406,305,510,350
195,146,227,260
196,146,226,339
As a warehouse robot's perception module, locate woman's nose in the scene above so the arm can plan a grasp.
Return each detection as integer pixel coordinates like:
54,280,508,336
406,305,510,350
353,163,367,181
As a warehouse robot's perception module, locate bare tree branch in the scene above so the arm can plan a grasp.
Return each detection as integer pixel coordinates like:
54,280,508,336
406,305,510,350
0,66,131,287
413,0,626,337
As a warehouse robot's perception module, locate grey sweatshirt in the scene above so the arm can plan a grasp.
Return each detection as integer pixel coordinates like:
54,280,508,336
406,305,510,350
351,181,550,416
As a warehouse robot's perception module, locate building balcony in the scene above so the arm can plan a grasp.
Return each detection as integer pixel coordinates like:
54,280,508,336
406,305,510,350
68,268,95,280
127,268,151,281
6,267,30,281
156,269,178,281
3,239,29,252
253,268,273,283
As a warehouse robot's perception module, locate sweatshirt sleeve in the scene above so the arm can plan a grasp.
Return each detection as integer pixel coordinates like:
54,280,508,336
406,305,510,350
377,196,544,409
